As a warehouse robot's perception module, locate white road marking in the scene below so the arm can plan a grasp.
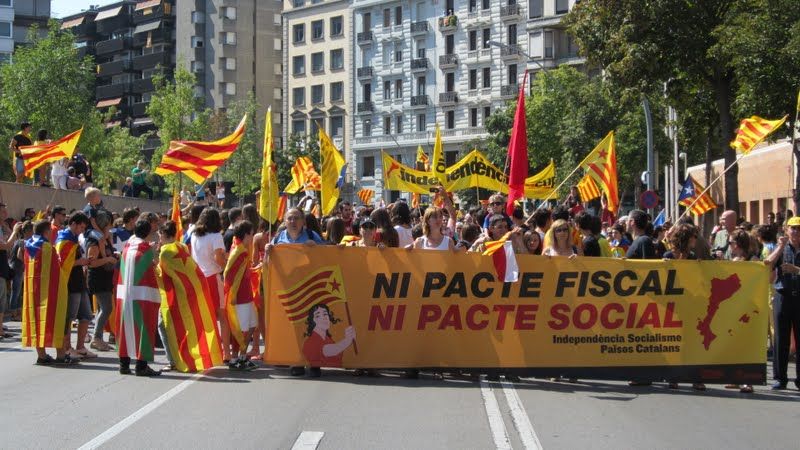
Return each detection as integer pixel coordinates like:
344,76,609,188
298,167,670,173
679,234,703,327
501,381,544,450
77,372,204,450
291,431,325,450
480,380,512,450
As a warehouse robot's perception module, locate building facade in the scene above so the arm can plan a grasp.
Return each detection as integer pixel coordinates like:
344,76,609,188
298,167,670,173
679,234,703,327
282,0,351,184
176,0,284,146
61,0,176,155
0,0,50,63
525,0,583,81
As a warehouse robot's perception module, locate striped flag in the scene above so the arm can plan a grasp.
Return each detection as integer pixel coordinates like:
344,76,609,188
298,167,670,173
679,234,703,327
730,115,788,154
277,194,288,222
578,132,619,213
278,266,347,323
158,242,222,372
576,174,601,202
284,156,322,194
155,115,247,183
115,237,162,362
55,229,79,276
411,193,420,209
171,188,183,240
223,239,253,350
678,174,716,216
21,236,68,348
19,128,83,177
416,145,429,171
482,232,519,283
357,188,374,205
259,107,281,223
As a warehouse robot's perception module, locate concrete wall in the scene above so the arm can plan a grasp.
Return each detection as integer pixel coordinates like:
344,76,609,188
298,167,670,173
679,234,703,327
0,182,170,221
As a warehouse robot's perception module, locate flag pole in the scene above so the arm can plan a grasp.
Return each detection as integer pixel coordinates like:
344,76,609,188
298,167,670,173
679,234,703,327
343,302,358,354
532,161,585,212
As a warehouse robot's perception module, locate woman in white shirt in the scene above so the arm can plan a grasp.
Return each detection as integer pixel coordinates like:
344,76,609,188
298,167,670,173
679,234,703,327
412,207,454,251
190,208,231,361
51,157,68,190
392,202,415,248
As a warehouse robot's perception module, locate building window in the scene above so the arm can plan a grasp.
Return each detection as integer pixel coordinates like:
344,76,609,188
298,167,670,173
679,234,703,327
191,61,204,73
469,69,477,90
417,114,426,132
330,116,343,136
395,115,403,134
482,67,491,87
273,13,281,26
311,51,324,72
470,108,478,127
293,87,305,107
482,28,491,49
556,0,569,14
363,120,372,136
483,106,491,125
225,82,236,95
311,20,324,40
469,30,477,51
394,79,403,98
544,31,554,58
529,31,542,58
482,0,490,8
330,16,343,36
383,80,391,100
292,24,304,43
311,84,324,104
446,110,455,129
273,87,282,99
508,24,517,46
191,36,204,48
394,6,402,25
383,116,391,134
363,156,375,177
508,64,517,85
224,57,236,70
445,151,458,167
292,119,306,135
383,8,391,27
274,63,282,75
223,6,236,19
293,0,304,6
222,32,236,45
330,49,344,70
330,81,343,102
394,48,402,63
529,0,543,18
274,38,282,51
191,12,205,24
292,55,305,75
311,120,322,138
469,0,477,12
0,0,11,6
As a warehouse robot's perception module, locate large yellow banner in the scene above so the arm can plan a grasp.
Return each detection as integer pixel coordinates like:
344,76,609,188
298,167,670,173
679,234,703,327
265,246,769,383
381,151,556,199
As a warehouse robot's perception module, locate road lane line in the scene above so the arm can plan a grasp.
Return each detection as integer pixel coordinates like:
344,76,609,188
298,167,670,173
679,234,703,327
480,380,512,450
291,431,324,450
501,381,543,450
77,372,204,450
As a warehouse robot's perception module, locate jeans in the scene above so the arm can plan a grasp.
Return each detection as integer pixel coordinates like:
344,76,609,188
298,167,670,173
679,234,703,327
133,184,154,200
772,290,800,383
93,291,113,341
9,271,22,311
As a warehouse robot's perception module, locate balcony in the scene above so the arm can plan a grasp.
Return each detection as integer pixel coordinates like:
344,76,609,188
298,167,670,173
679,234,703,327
96,83,130,99
357,66,373,79
410,95,429,108
501,84,518,98
96,59,132,77
132,77,155,94
133,29,172,47
438,54,458,69
132,102,149,117
439,92,458,105
96,15,133,35
357,101,374,113
410,58,429,72
500,4,521,19
410,20,428,35
133,2,173,24
95,37,131,55
133,51,170,70
438,15,458,32
501,44,522,59
357,31,373,45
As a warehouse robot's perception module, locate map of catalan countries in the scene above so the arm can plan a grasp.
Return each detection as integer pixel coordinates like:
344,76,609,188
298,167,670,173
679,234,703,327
696,274,742,350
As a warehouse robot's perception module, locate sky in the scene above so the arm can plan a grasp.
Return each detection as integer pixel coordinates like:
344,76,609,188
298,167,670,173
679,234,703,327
51,0,120,18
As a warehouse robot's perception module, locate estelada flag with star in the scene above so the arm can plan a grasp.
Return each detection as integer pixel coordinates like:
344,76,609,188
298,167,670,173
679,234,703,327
678,174,716,216
21,235,68,348
158,241,223,372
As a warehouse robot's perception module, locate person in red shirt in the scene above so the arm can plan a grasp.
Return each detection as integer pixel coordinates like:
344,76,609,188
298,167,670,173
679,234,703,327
302,304,355,369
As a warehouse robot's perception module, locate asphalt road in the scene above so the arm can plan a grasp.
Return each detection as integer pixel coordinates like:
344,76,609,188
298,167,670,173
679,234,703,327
2,320,798,450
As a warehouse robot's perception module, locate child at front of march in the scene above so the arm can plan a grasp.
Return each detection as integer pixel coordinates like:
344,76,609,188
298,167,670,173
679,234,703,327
223,221,262,371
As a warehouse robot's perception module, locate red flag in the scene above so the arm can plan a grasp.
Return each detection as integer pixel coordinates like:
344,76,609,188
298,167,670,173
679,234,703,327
506,71,529,216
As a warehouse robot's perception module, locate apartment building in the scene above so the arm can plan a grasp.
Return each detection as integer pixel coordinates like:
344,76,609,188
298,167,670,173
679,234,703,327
526,0,583,85
0,0,50,63
282,0,351,181
176,0,283,146
351,0,531,202
61,0,176,155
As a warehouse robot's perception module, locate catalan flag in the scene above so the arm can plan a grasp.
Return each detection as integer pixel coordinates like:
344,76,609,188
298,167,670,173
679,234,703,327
278,266,347,323
171,188,183,240
155,115,247,183
411,193,420,209
158,241,223,372
259,107,281,223
578,131,619,213
320,127,347,216
482,232,519,283
223,238,254,350
19,128,82,176
357,188,374,206
576,174,601,202
678,174,716,216
730,115,788,154
55,229,80,276
284,157,322,194
277,194,288,222
22,235,68,348
416,145,430,171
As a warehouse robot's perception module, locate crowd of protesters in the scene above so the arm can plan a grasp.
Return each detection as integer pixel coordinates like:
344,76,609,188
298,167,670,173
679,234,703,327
0,180,795,391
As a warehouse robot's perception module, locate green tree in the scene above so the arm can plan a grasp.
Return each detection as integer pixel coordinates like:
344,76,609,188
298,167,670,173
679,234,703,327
278,133,320,196
0,20,94,179
216,92,261,200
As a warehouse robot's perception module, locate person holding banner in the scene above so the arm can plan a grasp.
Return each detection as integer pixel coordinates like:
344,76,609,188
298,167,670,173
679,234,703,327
724,228,759,393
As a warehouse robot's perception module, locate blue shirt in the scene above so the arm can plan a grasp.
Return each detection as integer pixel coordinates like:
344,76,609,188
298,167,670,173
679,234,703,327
272,229,324,245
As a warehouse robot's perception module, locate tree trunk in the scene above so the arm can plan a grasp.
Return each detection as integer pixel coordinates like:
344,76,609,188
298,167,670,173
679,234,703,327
713,70,738,214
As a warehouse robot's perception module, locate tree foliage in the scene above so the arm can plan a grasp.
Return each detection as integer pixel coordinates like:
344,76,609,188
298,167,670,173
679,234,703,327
215,92,261,198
